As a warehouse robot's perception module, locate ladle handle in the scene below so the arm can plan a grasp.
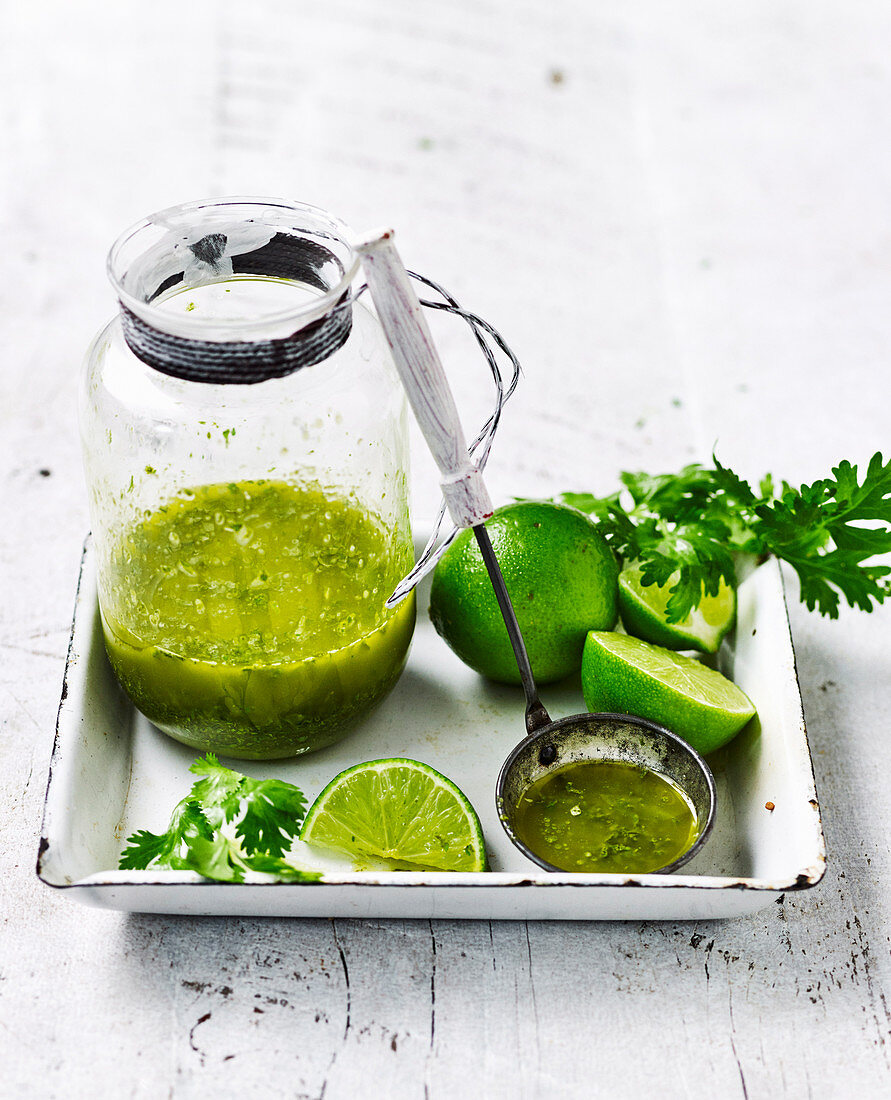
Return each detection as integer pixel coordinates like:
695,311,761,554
474,526,552,735
355,228,551,736
353,228,493,529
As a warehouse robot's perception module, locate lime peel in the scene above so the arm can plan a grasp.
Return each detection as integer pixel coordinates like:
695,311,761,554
429,501,619,684
581,631,756,756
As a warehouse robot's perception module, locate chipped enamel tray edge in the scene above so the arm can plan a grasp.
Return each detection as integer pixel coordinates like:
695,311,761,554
37,538,826,920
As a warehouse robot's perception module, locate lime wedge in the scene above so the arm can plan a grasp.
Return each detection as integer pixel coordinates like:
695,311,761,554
582,631,756,755
299,759,487,872
618,567,736,653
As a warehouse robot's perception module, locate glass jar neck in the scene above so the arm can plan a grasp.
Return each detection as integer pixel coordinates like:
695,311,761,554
108,198,360,384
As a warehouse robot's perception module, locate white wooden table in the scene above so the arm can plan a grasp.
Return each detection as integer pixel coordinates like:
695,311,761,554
2,2,890,1095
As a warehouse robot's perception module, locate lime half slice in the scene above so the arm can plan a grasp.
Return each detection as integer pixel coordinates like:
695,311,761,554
299,759,487,872
618,567,736,653
582,631,756,755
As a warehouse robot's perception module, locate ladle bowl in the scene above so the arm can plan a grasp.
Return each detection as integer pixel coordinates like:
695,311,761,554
496,711,717,874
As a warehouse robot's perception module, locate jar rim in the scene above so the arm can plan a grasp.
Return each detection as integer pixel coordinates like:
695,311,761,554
107,196,361,344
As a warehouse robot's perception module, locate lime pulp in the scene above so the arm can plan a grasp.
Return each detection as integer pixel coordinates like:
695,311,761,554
300,758,487,871
618,566,736,653
581,631,756,755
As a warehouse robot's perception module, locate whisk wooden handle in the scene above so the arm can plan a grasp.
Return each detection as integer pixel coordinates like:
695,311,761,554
353,228,493,528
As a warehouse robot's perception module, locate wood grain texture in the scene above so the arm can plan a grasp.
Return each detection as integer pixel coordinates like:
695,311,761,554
1,0,890,1096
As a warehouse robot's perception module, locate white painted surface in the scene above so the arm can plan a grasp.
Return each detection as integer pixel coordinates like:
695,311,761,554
38,547,823,919
2,1,890,1096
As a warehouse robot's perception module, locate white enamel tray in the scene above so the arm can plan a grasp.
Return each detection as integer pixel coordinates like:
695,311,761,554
37,540,825,920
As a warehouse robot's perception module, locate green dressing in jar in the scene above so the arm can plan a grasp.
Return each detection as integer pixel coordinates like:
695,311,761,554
100,479,415,759
512,760,700,873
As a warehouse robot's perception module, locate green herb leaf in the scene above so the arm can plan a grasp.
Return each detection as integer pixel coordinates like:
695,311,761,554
752,454,891,616
172,833,247,883
232,777,307,858
188,752,243,829
244,853,317,881
118,755,319,883
119,799,211,870
557,452,891,621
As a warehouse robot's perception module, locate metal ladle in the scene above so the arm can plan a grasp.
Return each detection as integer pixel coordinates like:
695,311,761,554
355,230,716,874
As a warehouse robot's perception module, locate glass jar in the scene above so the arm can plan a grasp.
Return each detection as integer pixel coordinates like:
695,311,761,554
79,197,415,759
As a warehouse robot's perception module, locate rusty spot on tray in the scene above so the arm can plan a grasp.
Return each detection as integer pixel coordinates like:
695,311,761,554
36,836,50,874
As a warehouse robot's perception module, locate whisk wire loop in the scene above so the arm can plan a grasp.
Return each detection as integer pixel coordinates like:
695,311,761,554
384,272,522,606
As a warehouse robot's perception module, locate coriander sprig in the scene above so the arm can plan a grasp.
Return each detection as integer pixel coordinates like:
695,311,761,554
119,753,319,883
557,452,891,622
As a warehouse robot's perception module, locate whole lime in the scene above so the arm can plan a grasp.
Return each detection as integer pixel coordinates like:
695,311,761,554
428,501,619,684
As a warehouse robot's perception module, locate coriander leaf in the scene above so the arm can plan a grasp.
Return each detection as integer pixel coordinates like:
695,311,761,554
231,777,307,858
634,518,738,621
555,451,890,621
561,480,740,620
621,464,719,518
119,798,212,870
752,453,891,616
557,490,622,527
188,752,243,828
118,829,173,871
244,853,321,882
169,834,321,884
711,456,757,507
119,756,315,883
171,833,246,883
